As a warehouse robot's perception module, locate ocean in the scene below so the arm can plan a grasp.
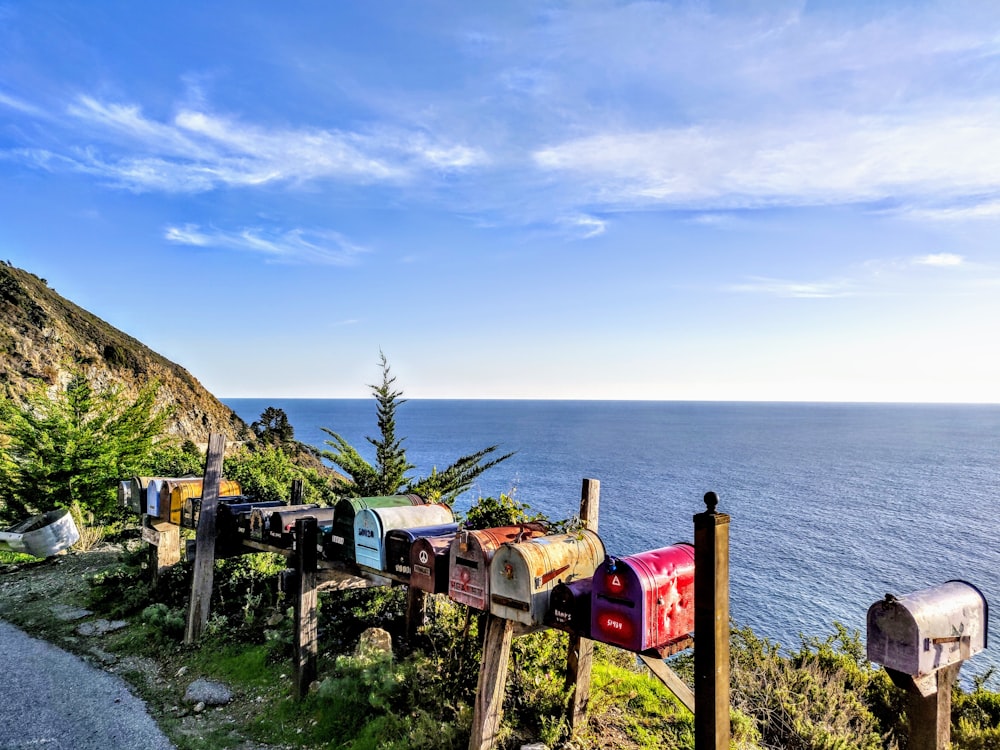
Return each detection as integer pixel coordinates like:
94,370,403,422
224,398,999,682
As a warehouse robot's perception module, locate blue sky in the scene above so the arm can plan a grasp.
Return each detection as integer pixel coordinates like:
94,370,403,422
3,1,1000,402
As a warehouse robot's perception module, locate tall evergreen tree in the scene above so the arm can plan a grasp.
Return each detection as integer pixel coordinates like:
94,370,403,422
0,372,169,523
321,353,513,503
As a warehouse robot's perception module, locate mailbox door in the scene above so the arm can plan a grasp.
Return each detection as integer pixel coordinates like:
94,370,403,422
548,578,593,636
386,524,459,580
591,560,645,651
354,509,383,569
368,505,456,569
489,543,535,624
410,535,455,593
128,477,152,515
117,481,132,511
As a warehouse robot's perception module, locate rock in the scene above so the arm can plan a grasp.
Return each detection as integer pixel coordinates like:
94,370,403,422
356,627,392,657
521,744,550,750
265,611,284,627
175,666,189,678
183,678,233,707
51,604,93,621
76,618,128,636
193,701,206,714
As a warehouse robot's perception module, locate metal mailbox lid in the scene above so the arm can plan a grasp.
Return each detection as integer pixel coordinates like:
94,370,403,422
591,543,695,652
548,578,593,635
325,495,426,562
181,494,248,529
410,534,458,594
128,476,153,515
355,504,455,570
867,580,988,677
489,529,605,627
385,523,460,580
448,523,550,610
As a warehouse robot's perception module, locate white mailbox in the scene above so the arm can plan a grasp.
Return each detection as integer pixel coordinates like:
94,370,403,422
867,580,988,679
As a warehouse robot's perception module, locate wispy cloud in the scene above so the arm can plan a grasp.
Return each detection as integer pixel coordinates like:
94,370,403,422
0,90,46,117
164,224,368,265
914,253,964,267
12,94,486,193
560,213,606,239
727,277,858,299
533,106,1000,211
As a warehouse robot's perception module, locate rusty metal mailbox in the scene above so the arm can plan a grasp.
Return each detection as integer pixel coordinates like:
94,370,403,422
448,523,549,610
489,530,605,627
547,578,593,636
384,523,460,581
590,543,695,653
409,533,460,594
354,505,456,571
867,580,988,682
323,495,425,562
268,506,336,548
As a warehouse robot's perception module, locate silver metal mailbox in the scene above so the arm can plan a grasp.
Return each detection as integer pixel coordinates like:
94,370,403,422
867,580,988,679
489,529,605,627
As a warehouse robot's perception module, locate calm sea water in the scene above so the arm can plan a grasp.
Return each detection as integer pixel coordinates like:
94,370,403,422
225,399,999,681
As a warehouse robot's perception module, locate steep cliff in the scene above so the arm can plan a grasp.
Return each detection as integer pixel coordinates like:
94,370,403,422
0,261,250,443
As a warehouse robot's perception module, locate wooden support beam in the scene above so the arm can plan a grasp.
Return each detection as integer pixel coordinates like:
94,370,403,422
184,433,226,645
639,654,696,714
693,491,730,750
567,477,600,730
405,586,427,648
293,516,319,699
143,516,180,583
469,614,515,750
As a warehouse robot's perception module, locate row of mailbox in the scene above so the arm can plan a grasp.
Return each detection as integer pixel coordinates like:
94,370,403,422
221,494,696,653
118,476,243,525
126,479,990,672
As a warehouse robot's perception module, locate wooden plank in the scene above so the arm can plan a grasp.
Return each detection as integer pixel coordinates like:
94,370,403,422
184,433,226,645
693,491,731,750
639,654,696,714
405,586,427,646
294,516,319,699
469,614,515,750
567,477,600,730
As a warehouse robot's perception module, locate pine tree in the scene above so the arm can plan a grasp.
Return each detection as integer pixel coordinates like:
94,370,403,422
321,353,513,503
0,371,169,523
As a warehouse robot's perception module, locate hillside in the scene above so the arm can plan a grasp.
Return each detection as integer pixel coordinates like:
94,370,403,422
0,261,250,443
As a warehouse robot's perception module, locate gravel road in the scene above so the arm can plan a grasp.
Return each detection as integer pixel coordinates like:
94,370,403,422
0,619,175,750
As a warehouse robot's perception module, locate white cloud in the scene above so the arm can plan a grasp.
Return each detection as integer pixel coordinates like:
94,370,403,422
164,224,367,265
533,105,1000,210
915,253,964,267
560,214,606,239
0,91,45,117
727,276,857,299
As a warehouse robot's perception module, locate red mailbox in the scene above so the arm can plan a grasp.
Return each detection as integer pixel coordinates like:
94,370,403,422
409,533,458,594
590,543,695,652
448,523,548,610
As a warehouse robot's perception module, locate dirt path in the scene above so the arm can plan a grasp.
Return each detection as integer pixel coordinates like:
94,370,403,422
0,618,175,750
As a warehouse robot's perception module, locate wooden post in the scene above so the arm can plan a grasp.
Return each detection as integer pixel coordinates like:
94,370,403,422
469,614,515,750
293,515,319,699
899,663,962,750
405,586,427,648
693,491,730,750
143,517,180,583
184,433,226,644
567,477,600,730
290,478,303,505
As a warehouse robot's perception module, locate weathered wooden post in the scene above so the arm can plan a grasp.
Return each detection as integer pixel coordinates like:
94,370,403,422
469,614,515,750
293,515,319,699
144,516,180,583
693,491,730,750
184,433,226,644
567,477,600,730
